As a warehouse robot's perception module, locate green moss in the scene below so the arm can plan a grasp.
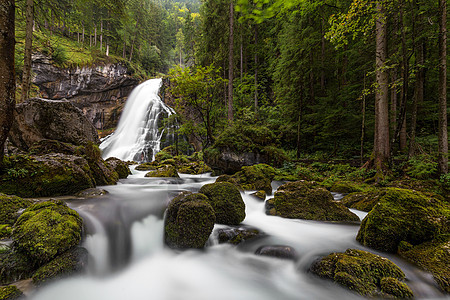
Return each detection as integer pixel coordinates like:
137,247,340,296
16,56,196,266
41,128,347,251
0,250,35,284
32,247,88,285
155,147,174,163
310,249,411,298
330,181,364,194
253,190,266,200
270,181,359,222
380,277,414,298
0,194,33,225
356,188,450,253
0,286,22,300
161,159,176,166
234,164,276,194
13,200,83,265
135,162,158,171
145,165,179,178
0,225,12,239
342,189,387,212
164,192,215,249
399,235,450,293
105,157,131,179
199,182,246,225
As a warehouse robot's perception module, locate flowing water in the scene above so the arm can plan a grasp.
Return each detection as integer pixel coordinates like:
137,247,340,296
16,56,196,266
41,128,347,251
29,168,446,300
99,78,176,162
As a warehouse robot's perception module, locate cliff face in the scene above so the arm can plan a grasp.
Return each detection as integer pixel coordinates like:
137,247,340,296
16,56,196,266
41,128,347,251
31,53,139,130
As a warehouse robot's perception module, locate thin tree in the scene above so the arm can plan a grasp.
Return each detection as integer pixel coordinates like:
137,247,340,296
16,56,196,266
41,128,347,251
0,0,16,163
228,0,234,123
438,0,447,174
21,0,34,102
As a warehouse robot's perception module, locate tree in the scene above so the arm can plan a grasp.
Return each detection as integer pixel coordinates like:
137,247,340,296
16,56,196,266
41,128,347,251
228,0,234,123
438,0,447,174
0,0,15,163
21,0,34,102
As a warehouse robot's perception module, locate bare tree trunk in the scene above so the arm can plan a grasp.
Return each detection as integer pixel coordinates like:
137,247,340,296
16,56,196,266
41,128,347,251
21,0,34,102
254,27,258,114
82,25,85,43
94,26,97,46
100,20,103,52
0,0,16,162
227,0,234,123
321,18,325,91
374,0,390,171
390,69,397,138
438,0,448,174
361,74,366,165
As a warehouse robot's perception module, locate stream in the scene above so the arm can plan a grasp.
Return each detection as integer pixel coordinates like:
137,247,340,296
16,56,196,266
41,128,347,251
29,168,446,300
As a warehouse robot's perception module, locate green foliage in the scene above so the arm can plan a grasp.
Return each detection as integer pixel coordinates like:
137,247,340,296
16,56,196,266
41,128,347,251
406,155,438,179
0,286,23,300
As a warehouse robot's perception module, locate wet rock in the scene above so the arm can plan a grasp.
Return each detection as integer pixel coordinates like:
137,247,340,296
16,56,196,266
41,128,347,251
268,181,359,222
0,194,33,226
9,98,100,151
145,165,179,178
105,157,131,179
199,182,246,225
342,189,387,212
13,200,83,265
135,161,158,171
255,245,298,260
164,192,215,249
251,190,266,201
216,227,262,245
75,188,108,198
0,250,35,285
32,247,89,286
310,248,413,298
356,188,449,253
0,285,23,300
330,181,364,194
234,164,276,194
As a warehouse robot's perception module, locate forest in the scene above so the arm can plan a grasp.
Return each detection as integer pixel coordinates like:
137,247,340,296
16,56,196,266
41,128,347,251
0,0,449,299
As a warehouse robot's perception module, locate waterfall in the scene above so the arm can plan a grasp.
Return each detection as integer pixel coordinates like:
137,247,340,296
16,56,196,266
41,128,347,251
100,78,176,162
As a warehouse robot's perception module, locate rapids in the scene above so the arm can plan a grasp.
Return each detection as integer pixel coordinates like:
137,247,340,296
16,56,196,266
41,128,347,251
29,168,446,300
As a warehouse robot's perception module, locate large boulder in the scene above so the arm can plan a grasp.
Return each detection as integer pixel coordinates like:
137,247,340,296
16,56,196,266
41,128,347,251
233,164,276,194
105,157,131,179
145,165,179,178
310,249,413,298
0,250,34,285
0,194,33,226
12,200,83,266
9,98,100,151
356,188,449,253
199,182,246,225
255,245,298,260
216,226,262,245
164,192,215,249
341,189,387,212
267,181,359,222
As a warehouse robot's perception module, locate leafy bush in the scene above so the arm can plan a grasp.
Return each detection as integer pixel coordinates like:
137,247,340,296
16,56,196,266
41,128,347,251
406,155,438,179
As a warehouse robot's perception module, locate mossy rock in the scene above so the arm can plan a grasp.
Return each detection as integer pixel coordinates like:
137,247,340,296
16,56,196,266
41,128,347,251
215,175,243,190
160,158,176,166
135,161,158,171
0,194,33,225
0,225,12,239
330,181,364,194
145,165,179,178
269,181,359,222
0,250,35,285
0,286,23,300
216,227,261,245
251,190,266,201
234,164,276,194
356,188,450,253
342,189,387,212
310,248,412,298
164,192,215,249
105,157,131,179
399,235,450,293
0,153,95,197
199,182,246,225
155,147,175,163
32,247,88,285
13,200,83,265
178,161,212,175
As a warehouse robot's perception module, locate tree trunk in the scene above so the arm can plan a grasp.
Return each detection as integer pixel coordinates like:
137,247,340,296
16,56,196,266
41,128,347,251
227,0,234,123
129,17,141,63
374,0,390,171
254,27,258,114
100,20,103,52
390,69,397,138
361,74,366,165
438,0,448,174
94,26,97,46
321,18,325,91
0,0,16,163
21,0,34,102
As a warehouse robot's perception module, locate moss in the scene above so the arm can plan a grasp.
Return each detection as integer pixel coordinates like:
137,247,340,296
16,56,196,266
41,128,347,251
330,181,364,194
356,188,450,253
145,165,179,178
32,247,88,285
380,277,414,298
310,248,411,298
199,182,246,225
155,147,174,163
13,200,83,266
0,250,35,284
399,235,450,293
135,161,158,171
160,158,176,166
164,192,215,249
342,189,387,212
234,164,276,194
0,225,12,239
178,161,212,175
0,286,22,300
105,157,130,179
270,181,359,222
0,194,33,225
215,175,242,190
217,227,260,245
252,190,266,201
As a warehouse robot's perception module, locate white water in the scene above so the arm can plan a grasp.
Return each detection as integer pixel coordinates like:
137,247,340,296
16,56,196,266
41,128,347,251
29,169,446,300
100,78,175,162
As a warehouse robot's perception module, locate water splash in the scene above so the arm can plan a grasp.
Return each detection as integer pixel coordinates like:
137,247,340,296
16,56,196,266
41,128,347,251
100,78,176,162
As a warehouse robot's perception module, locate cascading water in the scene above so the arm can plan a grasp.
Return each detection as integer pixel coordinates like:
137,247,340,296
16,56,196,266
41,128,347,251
29,168,446,300
100,78,176,162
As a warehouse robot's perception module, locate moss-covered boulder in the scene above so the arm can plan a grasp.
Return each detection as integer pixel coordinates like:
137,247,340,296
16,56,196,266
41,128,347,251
310,248,413,298
215,175,243,190
145,165,179,178
178,161,212,174
0,286,23,300
330,181,364,194
0,194,33,225
164,192,215,249
268,181,359,222
356,188,450,253
342,189,387,212
105,157,131,179
399,235,450,293
13,200,83,265
0,225,12,239
251,190,266,201
135,161,158,171
216,227,261,245
155,146,176,163
32,247,88,285
199,182,246,225
0,250,34,284
234,164,276,194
